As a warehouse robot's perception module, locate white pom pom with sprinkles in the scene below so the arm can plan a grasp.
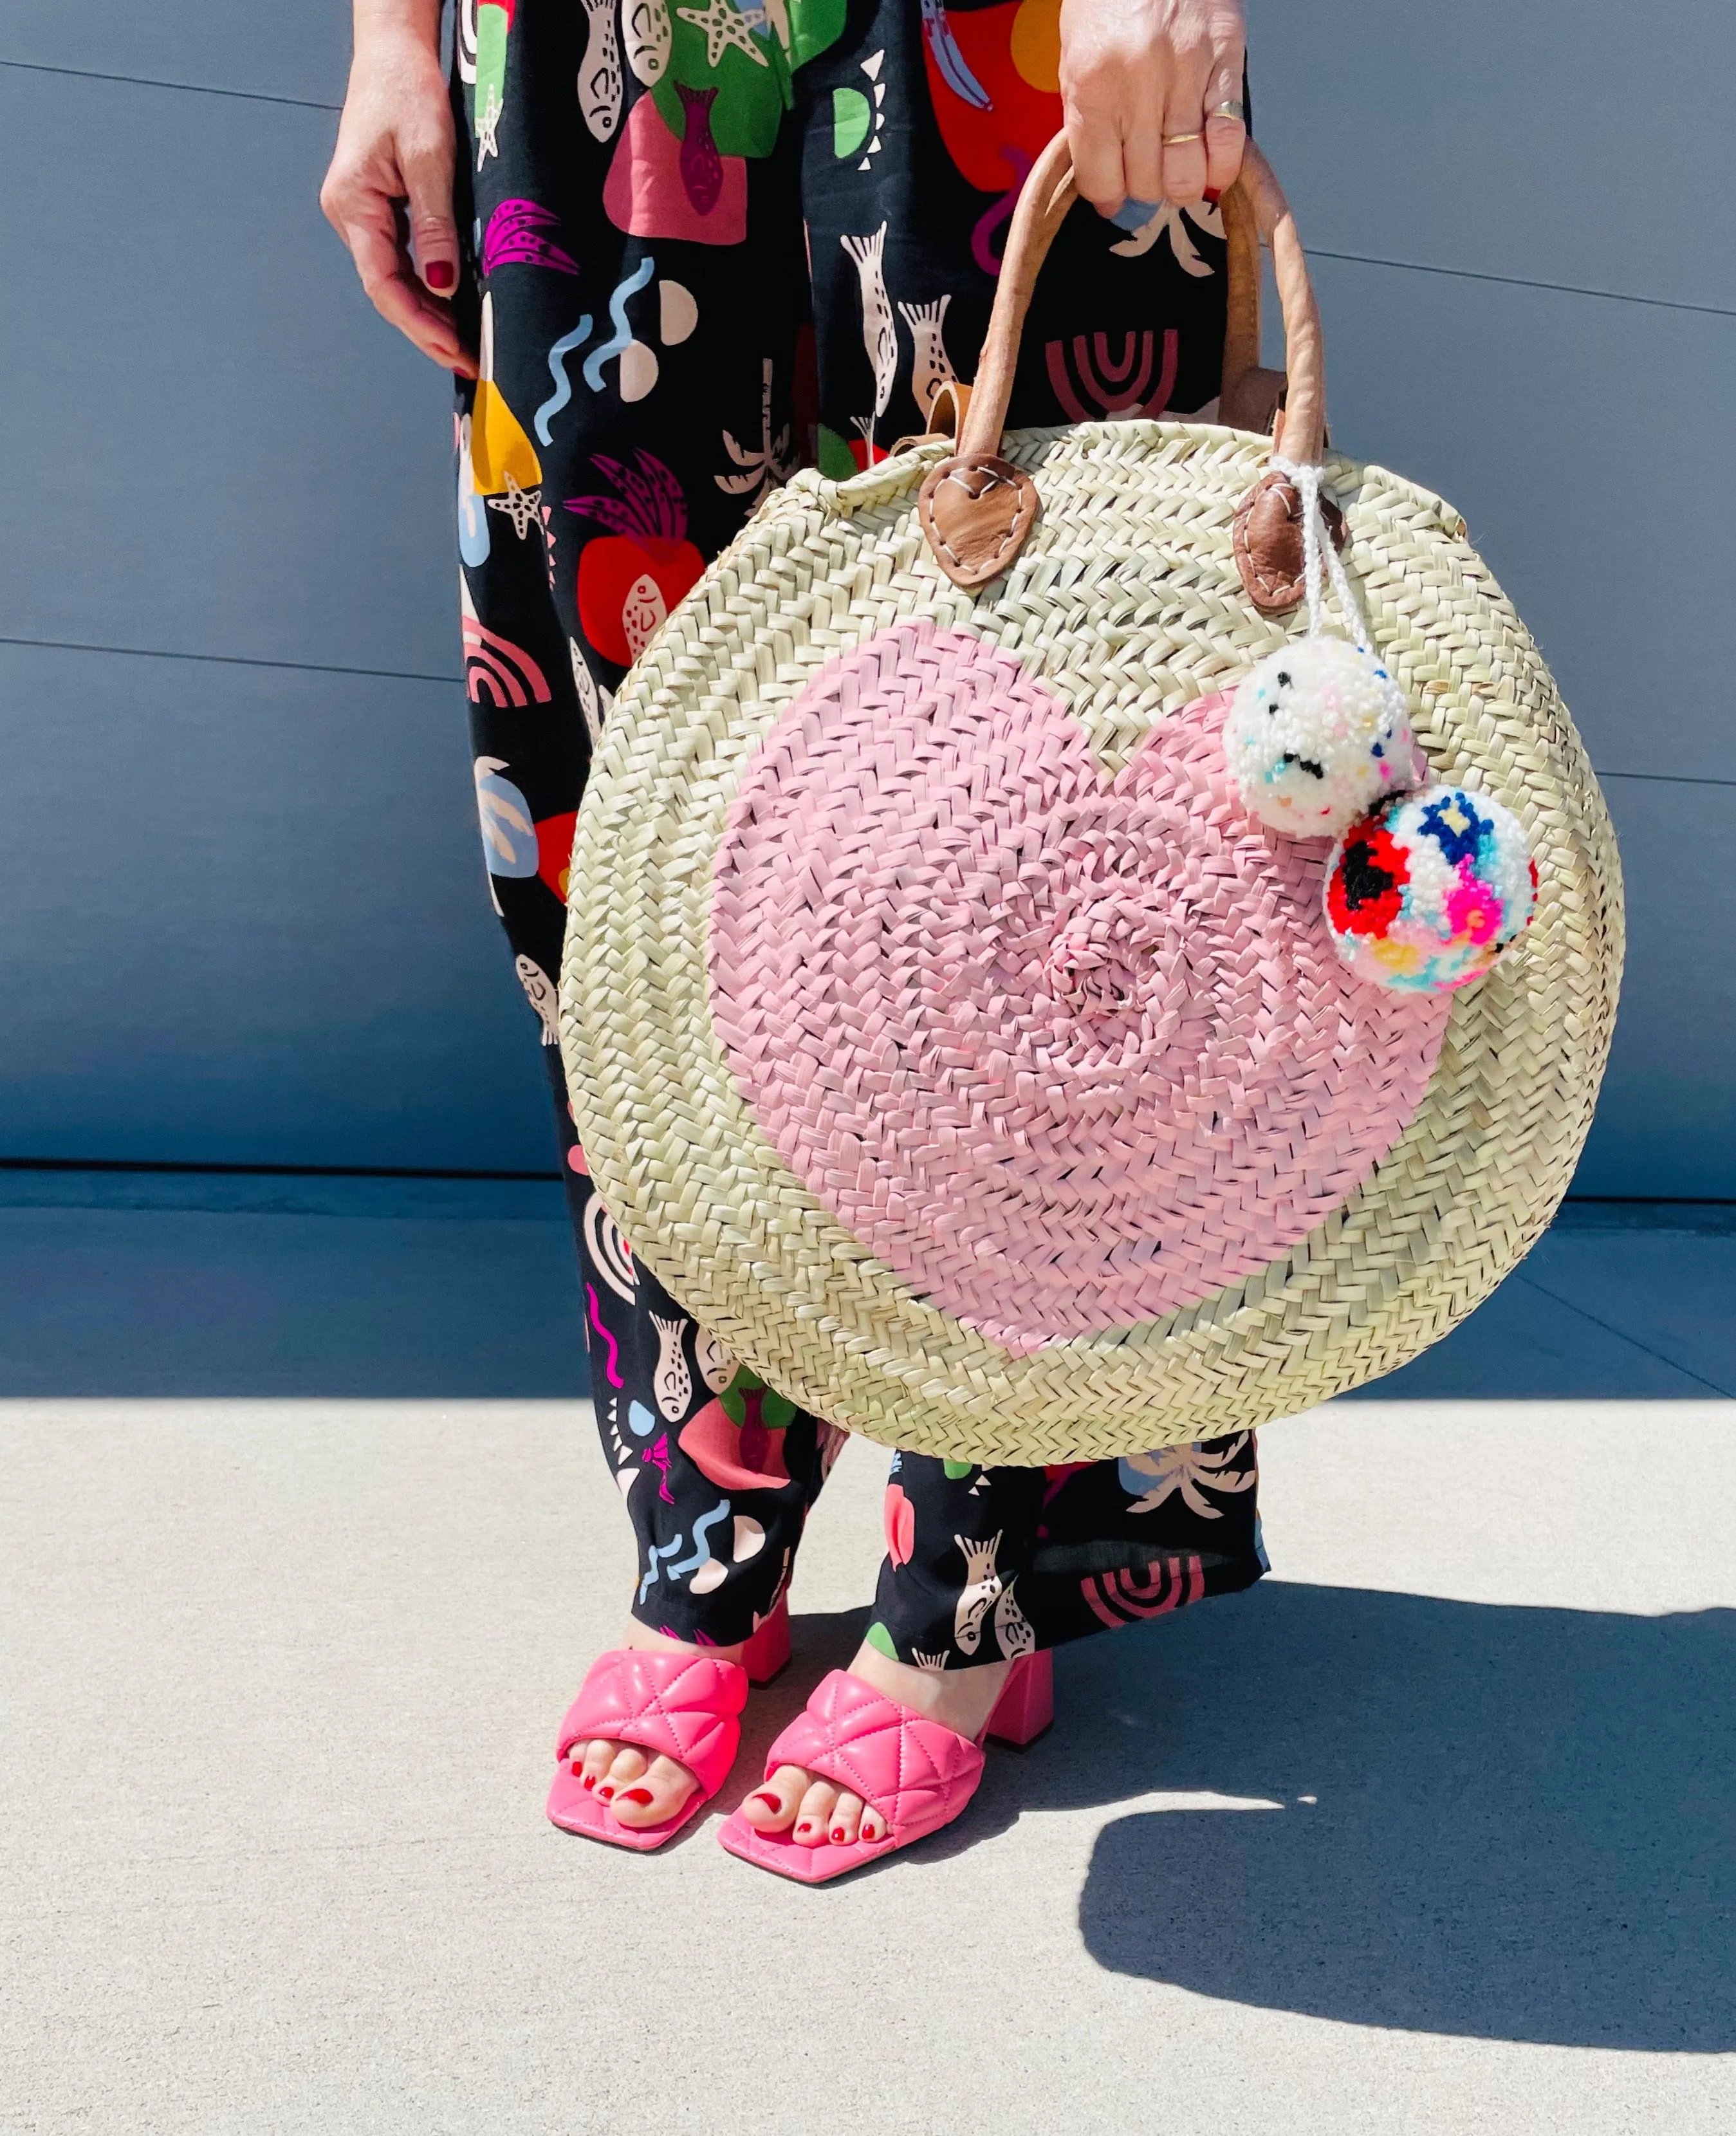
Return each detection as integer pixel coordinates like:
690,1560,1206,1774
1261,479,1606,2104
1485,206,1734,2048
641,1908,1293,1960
1325,783,1538,992
1226,637,1417,837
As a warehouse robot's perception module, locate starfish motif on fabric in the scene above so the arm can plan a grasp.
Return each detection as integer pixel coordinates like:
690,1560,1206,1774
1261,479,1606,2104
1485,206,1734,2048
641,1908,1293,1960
476,85,502,168
487,474,543,539
675,0,770,69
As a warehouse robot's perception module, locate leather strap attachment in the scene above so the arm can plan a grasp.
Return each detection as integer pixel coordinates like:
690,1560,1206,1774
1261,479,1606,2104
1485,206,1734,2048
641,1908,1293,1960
915,133,1332,602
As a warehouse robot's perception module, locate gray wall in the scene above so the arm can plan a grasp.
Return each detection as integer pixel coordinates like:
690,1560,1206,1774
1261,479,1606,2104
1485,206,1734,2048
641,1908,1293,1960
2,3,1731,1190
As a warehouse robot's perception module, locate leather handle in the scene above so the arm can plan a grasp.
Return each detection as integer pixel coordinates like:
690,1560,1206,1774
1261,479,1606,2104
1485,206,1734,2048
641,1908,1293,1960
918,134,1329,591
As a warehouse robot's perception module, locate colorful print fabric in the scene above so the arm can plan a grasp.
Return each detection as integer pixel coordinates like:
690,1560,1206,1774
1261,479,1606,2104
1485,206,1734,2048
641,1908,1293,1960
559,1066,1266,1660
454,0,1264,1662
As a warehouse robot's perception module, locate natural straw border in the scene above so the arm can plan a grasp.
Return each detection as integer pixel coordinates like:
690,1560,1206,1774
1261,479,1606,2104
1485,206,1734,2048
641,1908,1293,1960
560,420,1623,1462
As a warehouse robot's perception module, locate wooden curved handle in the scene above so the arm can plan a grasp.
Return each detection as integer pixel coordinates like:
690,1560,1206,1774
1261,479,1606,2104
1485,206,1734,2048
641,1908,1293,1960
919,135,1329,590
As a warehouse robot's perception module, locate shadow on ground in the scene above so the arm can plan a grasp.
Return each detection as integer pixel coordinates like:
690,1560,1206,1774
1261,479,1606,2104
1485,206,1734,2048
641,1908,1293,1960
703,1586,1736,2049
1001,1582,1731,2049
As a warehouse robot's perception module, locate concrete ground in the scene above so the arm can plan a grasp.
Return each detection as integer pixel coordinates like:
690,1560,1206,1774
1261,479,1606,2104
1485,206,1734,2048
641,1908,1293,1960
2,1175,1733,2133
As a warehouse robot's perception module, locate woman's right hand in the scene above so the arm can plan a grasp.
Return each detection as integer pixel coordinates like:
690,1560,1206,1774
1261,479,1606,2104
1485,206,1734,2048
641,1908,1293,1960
320,1,478,377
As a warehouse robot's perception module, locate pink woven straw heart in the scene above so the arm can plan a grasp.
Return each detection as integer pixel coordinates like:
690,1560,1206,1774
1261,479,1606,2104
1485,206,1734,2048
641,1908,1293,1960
710,623,1450,1353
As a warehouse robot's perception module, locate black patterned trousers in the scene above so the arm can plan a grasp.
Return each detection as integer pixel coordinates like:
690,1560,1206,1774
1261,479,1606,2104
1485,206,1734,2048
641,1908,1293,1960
456,0,1268,1665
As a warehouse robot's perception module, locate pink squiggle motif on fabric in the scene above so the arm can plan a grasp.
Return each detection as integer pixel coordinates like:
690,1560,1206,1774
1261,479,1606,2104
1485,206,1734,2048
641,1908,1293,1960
709,623,1451,1355
586,1283,625,1387
970,147,1030,277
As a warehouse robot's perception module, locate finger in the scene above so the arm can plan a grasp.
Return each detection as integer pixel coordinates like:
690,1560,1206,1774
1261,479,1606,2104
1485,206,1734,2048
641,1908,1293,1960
1066,100,1127,216
341,212,477,376
400,129,461,296
1119,50,1172,210
1202,44,1248,194
1160,38,1213,204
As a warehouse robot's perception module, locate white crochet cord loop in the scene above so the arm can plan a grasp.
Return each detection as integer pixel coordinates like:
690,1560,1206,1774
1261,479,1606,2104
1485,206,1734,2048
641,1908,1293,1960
1272,455,1371,650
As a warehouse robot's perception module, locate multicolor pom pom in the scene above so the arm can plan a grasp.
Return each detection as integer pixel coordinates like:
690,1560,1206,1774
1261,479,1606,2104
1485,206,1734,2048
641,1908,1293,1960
1325,784,1537,992
1225,638,1417,837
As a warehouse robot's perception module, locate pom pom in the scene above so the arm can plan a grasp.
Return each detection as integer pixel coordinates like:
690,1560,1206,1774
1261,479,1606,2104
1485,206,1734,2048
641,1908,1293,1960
1225,638,1417,837
1325,785,1538,992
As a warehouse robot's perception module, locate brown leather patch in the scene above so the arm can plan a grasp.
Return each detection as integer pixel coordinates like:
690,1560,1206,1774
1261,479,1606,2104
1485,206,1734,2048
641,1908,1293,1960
918,454,1039,588
1232,469,1347,614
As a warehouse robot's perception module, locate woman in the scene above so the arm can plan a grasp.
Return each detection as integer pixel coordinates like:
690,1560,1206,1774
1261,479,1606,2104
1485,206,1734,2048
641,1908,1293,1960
323,0,1265,1877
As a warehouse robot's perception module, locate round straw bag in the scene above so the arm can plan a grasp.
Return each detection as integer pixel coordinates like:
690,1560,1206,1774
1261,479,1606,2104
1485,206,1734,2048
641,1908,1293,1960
559,136,1623,1463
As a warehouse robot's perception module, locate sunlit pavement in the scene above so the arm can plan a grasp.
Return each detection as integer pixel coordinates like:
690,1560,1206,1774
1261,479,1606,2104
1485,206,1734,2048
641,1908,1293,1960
3,1180,1732,2133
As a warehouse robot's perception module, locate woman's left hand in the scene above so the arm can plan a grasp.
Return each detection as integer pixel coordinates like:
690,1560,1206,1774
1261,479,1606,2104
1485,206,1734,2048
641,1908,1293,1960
1058,0,1246,219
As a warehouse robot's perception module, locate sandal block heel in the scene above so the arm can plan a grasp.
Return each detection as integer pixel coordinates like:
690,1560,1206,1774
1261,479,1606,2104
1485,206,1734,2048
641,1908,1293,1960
740,1597,791,1686
983,1649,1053,1748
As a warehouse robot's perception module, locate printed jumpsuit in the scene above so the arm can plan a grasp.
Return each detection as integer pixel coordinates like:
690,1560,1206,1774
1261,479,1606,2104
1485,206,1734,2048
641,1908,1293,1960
452,0,1268,1669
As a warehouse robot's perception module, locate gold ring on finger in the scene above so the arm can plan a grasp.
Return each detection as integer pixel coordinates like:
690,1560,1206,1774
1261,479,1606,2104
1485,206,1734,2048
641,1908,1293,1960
1161,131,1203,145
1210,100,1245,123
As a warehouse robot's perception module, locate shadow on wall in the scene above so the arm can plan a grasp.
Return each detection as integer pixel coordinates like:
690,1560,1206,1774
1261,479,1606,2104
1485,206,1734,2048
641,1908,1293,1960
0,1182,1726,1400
1016,1583,1733,2050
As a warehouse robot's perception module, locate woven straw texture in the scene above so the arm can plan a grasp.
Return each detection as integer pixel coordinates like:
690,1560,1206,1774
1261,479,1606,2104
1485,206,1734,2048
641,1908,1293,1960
559,420,1624,1462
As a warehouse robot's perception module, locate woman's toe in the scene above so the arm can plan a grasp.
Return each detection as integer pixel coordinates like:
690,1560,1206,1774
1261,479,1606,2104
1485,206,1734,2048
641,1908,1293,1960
575,1738,614,1788
609,1753,698,1828
596,1743,648,1802
741,1762,808,1832
792,1778,838,1847
858,1801,887,1844
827,1789,865,1845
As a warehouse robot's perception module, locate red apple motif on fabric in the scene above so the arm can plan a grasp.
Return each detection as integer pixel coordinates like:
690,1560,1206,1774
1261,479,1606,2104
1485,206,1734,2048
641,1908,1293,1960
679,1366,799,1491
566,450,704,667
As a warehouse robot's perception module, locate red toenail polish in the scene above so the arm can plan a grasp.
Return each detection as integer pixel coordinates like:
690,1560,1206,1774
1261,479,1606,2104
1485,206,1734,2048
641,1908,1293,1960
598,1786,614,1800
620,1787,654,1805
831,1826,845,1841
796,1821,812,1835
753,1792,779,1810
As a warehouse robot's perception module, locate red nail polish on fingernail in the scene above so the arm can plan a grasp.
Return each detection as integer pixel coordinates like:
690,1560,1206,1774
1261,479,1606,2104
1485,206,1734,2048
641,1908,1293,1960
425,260,454,291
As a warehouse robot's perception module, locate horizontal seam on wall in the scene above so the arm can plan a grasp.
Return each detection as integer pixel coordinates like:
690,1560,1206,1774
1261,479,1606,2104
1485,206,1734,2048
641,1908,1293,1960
1598,770,1736,790
1311,246,1735,320
7,637,1736,792
0,57,340,112
0,633,457,687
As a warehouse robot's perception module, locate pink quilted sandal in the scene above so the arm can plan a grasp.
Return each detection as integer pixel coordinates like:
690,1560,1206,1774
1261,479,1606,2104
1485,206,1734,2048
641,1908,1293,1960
716,1649,1053,1884
546,1602,790,1852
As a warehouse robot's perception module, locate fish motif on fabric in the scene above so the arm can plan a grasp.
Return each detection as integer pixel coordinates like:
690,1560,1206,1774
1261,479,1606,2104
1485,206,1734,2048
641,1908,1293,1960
578,0,623,140
514,955,560,1044
651,1312,694,1419
993,1578,1036,1660
677,85,725,215
625,0,672,83
898,295,957,421
840,221,898,444
694,1326,737,1393
569,638,606,746
953,1530,1004,1656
